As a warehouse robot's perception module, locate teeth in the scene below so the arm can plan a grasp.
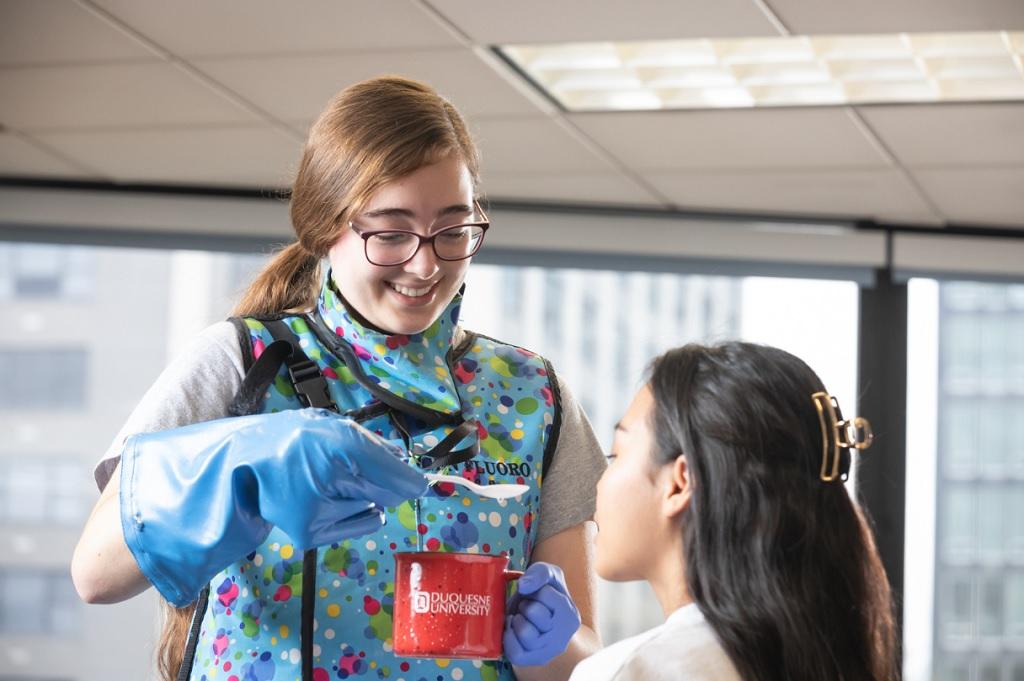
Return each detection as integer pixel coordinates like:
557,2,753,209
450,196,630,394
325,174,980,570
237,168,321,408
389,282,432,297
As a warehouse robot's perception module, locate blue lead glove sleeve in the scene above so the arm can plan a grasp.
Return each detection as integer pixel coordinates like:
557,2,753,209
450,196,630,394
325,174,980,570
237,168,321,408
503,561,582,666
119,408,427,607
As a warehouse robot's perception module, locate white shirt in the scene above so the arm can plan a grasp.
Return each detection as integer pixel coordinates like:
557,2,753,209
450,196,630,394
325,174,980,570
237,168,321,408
570,604,743,681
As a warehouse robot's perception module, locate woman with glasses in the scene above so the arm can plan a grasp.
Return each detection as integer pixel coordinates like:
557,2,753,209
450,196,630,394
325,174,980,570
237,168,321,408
570,342,896,681
72,77,606,681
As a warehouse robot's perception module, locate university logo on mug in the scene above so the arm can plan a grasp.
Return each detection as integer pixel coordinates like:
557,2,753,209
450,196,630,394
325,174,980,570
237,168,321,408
412,590,431,614
393,552,522,659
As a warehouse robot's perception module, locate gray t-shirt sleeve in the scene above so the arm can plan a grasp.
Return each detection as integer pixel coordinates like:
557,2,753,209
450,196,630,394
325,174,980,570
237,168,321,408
534,374,608,546
93,321,245,491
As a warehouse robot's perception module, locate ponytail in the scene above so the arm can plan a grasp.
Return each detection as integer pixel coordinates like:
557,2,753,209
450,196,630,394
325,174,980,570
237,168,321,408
157,601,196,681
232,241,321,317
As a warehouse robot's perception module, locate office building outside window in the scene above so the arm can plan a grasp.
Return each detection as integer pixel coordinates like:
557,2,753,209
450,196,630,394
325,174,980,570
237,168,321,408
0,243,95,301
908,279,1024,681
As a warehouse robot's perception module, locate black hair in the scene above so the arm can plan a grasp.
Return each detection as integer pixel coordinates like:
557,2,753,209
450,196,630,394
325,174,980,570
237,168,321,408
647,342,898,681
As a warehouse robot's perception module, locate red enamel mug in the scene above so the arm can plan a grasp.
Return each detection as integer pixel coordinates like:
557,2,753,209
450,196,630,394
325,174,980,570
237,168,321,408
392,552,523,659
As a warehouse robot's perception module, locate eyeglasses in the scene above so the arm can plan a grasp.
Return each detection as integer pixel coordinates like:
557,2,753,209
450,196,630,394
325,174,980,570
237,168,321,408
348,202,490,267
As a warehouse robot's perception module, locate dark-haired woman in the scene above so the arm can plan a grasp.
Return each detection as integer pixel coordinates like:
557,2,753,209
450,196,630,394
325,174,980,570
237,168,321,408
571,342,897,681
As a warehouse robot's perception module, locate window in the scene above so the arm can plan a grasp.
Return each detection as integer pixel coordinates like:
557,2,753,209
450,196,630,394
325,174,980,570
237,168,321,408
937,662,970,681
977,491,1003,563
543,269,563,348
944,400,978,478
1008,573,1024,641
1010,398,1024,478
0,569,79,636
943,487,975,563
0,243,263,680
0,349,88,409
978,577,1004,639
906,279,1024,681
977,407,1004,477
944,315,982,392
978,665,1001,681
943,574,975,643
0,244,95,301
1010,495,1024,563
0,459,89,526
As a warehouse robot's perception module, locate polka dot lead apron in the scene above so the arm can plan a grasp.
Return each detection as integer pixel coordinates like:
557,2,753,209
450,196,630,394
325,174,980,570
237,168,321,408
180,273,561,681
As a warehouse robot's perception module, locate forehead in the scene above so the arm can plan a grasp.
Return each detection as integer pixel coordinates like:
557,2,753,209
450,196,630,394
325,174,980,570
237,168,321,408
623,385,654,427
615,385,655,443
364,155,473,208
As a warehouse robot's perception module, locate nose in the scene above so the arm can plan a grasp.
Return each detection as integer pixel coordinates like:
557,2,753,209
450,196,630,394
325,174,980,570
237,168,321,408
403,241,440,279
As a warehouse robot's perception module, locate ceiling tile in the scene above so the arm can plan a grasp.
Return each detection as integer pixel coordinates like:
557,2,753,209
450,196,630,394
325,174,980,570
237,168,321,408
644,168,939,221
33,126,303,188
92,0,461,56
471,117,617,173
913,166,1024,227
860,103,1024,167
429,0,780,43
769,0,1024,34
0,0,155,66
194,50,545,122
0,62,260,130
0,133,99,177
483,172,663,205
571,108,892,171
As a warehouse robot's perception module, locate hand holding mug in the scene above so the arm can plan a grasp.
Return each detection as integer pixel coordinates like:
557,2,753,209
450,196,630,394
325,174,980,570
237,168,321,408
503,562,581,666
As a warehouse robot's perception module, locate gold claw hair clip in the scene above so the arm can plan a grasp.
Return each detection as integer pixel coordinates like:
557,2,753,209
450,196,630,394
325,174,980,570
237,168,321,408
811,392,874,482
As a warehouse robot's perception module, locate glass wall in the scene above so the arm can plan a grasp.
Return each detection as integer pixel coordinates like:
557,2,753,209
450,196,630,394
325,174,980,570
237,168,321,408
0,241,860,679
905,278,1024,681
0,243,264,681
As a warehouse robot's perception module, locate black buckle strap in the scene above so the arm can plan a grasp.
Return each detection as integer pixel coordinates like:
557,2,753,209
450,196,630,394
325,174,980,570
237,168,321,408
263,319,337,412
343,401,390,423
288,358,334,410
300,548,317,681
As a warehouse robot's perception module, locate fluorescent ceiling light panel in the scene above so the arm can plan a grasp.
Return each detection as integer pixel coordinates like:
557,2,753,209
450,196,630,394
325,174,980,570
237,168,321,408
501,32,1024,110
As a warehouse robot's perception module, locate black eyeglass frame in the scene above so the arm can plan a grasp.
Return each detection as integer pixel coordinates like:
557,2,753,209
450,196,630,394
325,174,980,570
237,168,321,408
348,201,490,267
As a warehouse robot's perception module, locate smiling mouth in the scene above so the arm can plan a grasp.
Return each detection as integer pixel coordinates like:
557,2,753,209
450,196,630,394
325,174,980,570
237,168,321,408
386,281,438,298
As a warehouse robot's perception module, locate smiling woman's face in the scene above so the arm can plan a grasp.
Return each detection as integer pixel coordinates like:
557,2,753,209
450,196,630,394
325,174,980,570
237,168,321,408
594,385,670,582
327,154,476,335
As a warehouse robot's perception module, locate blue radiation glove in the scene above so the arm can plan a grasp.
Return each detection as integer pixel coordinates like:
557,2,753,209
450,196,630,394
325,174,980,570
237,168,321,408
119,408,427,607
503,562,582,666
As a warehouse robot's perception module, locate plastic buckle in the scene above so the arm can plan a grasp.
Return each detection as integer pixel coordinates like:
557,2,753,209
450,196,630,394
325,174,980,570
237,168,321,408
289,360,334,410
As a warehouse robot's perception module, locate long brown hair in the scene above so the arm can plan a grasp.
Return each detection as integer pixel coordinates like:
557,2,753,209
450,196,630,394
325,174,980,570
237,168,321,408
159,75,481,681
647,342,898,681
232,75,480,317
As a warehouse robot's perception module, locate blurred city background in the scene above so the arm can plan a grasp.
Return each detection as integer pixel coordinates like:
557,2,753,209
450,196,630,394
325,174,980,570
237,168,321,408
2,1,1023,679
3,242,1020,678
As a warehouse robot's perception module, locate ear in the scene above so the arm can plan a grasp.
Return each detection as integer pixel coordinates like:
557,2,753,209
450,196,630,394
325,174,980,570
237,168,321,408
661,454,692,520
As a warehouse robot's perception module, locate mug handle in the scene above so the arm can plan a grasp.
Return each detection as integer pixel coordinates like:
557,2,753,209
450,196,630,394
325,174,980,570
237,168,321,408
504,570,524,583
